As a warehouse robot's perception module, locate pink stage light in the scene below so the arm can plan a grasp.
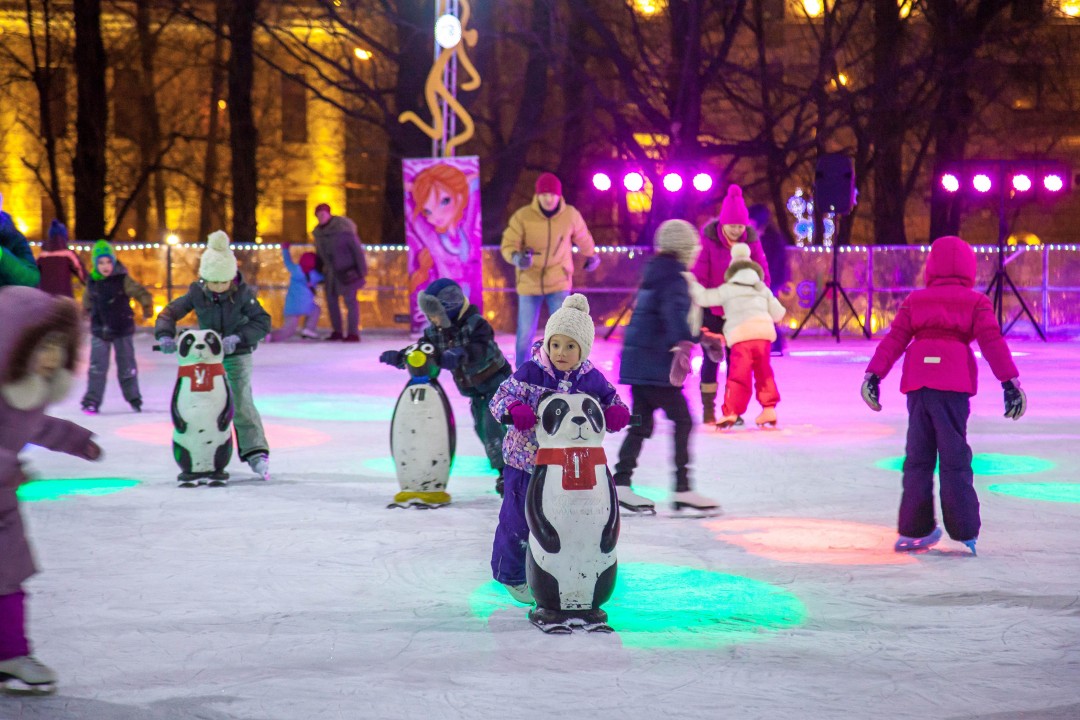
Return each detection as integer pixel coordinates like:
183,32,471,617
692,173,713,192
592,172,612,191
623,172,645,192
1043,174,1065,192
940,173,960,193
1012,174,1032,192
662,172,683,192
973,174,992,193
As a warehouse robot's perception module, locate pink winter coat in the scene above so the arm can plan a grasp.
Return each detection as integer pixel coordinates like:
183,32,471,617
691,224,771,317
865,236,1018,395
0,287,95,594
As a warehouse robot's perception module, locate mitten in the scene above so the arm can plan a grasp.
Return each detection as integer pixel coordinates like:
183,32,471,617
508,402,538,432
379,350,404,367
1003,378,1027,420
700,330,726,363
439,347,466,371
582,254,601,272
669,341,694,386
511,250,534,269
861,373,882,412
82,440,103,461
222,334,241,355
604,404,630,432
157,336,178,354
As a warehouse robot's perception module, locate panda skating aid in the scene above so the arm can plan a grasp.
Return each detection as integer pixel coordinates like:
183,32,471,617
163,330,234,487
525,393,620,634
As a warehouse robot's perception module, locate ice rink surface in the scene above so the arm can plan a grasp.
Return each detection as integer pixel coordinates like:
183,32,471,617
5,331,1079,720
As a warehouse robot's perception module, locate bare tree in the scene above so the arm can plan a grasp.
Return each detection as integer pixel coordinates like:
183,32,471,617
73,0,109,239
228,0,259,243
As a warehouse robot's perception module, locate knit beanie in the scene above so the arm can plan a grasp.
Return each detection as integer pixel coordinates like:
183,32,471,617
535,172,562,196
724,242,765,283
544,293,595,364
718,185,750,225
90,240,116,280
45,219,69,251
418,277,467,327
654,219,700,267
199,230,238,282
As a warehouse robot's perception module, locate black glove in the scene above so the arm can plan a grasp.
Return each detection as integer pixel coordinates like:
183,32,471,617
439,347,466,371
379,350,404,368
1003,379,1027,420
511,250,534,270
861,373,882,412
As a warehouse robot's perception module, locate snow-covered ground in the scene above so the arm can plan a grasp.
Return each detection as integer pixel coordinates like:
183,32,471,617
6,331,1079,720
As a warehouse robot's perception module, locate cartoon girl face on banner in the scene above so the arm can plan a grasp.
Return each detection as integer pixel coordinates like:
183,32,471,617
403,156,483,332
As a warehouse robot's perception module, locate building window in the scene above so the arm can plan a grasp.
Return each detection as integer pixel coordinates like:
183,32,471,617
282,198,309,243
112,68,140,141
281,75,308,144
33,67,67,139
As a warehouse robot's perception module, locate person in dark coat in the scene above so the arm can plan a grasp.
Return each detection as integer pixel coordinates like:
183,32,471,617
0,192,40,288
614,220,719,514
379,278,512,493
36,220,87,298
0,287,102,691
80,240,153,414
312,203,368,342
155,231,273,480
748,203,790,356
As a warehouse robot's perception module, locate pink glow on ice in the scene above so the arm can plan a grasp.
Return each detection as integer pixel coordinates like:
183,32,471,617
592,172,612,191
940,173,960,193
1011,174,1032,192
1043,174,1064,192
973,174,992,193
706,517,916,565
115,422,332,449
692,173,713,192
623,172,645,192
662,173,683,192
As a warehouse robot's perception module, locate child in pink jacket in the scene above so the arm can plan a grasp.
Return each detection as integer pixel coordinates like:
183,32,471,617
861,236,1026,555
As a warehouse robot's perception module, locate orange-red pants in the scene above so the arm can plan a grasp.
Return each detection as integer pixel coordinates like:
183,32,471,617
721,339,780,416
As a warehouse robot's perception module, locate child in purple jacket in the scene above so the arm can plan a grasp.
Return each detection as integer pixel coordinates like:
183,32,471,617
489,294,630,603
861,236,1026,556
0,287,102,692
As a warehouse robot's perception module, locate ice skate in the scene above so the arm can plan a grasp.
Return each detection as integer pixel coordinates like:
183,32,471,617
894,526,942,553
716,414,739,430
299,328,320,340
387,491,451,509
616,486,656,515
0,655,57,695
528,606,572,634
962,538,978,556
81,403,98,415
755,406,778,429
248,454,270,482
503,582,534,605
671,490,722,517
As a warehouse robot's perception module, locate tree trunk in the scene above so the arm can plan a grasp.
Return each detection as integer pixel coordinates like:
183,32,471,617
199,0,227,242
135,0,167,240
871,0,907,245
228,0,259,243
73,0,107,240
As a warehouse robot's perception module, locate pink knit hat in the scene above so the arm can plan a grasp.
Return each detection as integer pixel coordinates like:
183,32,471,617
535,172,562,196
718,185,750,225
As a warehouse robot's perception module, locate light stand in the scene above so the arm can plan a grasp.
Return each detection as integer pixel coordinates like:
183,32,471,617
791,209,870,342
986,185,1046,340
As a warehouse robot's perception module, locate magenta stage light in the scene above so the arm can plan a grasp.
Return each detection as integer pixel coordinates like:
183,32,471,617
940,173,960,193
973,174,992,193
1043,174,1064,192
663,172,684,192
592,172,612,191
1011,174,1032,192
623,172,645,192
692,173,713,192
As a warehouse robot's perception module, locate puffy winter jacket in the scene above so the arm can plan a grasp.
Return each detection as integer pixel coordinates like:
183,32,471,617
281,245,323,317
420,305,511,397
689,267,786,346
865,236,1018,395
500,197,596,296
619,253,697,386
691,224,770,317
312,215,367,290
0,213,40,288
155,276,271,356
82,263,153,339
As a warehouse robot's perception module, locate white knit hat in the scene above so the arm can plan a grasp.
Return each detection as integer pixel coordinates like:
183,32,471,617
544,293,595,364
199,230,238,282
654,219,700,267
724,242,764,283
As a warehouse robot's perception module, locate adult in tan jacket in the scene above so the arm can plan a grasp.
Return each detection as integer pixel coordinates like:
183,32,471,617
500,173,599,367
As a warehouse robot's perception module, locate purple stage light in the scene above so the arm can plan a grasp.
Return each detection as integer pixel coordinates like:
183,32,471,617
592,172,612,191
663,172,683,192
623,172,645,192
1044,174,1064,193
973,174,992,193
941,174,960,193
692,173,713,192
1012,174,1032,192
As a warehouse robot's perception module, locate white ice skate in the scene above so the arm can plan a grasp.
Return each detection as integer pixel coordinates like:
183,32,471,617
0,655,57,694
248,454,270,482
616,487,656,515
755,407,778,429
671,490,722,517
504,582,534,605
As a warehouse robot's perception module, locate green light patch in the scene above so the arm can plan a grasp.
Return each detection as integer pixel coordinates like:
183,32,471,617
17,478,140,502
875,453,1055,476
988,483,1080,504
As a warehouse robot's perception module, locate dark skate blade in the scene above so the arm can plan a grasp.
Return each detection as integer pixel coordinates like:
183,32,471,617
618,501,657,515
207,479,228,487
756,422,778,430
671,503,723,518
584,623,613,633
531,619,573,634
1,679,56,695
386,502,447,510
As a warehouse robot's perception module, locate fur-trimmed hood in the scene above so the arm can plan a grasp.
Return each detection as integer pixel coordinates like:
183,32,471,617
0,286,80,410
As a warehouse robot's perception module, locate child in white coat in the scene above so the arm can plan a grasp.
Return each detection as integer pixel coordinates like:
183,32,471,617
687,243,786,428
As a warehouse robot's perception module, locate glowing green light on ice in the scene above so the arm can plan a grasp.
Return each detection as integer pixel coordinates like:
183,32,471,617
624,485,667,503
362,455,497,478
988,483,1080,504
875,453,1054,476
255,393,392,422
469,562,805,650
17,478,140,502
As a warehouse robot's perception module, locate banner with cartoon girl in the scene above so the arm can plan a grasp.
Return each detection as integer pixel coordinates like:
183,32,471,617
402,156,483,332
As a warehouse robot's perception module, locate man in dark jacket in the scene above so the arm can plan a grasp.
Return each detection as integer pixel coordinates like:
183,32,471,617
312,203,367,342
0,192,40,288
614,220,719,514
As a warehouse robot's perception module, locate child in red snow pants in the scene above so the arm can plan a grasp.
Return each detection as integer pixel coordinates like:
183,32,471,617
721,339,779,417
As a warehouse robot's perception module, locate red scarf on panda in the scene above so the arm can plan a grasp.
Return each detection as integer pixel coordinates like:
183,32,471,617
177,363,226,392
535,447,607,490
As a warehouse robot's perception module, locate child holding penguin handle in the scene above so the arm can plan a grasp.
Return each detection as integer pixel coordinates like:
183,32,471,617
488,294,629,604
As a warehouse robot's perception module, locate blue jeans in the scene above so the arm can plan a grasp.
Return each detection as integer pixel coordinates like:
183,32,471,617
515,291,569,368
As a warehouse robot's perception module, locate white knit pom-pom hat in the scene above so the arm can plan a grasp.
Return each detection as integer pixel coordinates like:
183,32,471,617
199,230,238,282
543,293,596,363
